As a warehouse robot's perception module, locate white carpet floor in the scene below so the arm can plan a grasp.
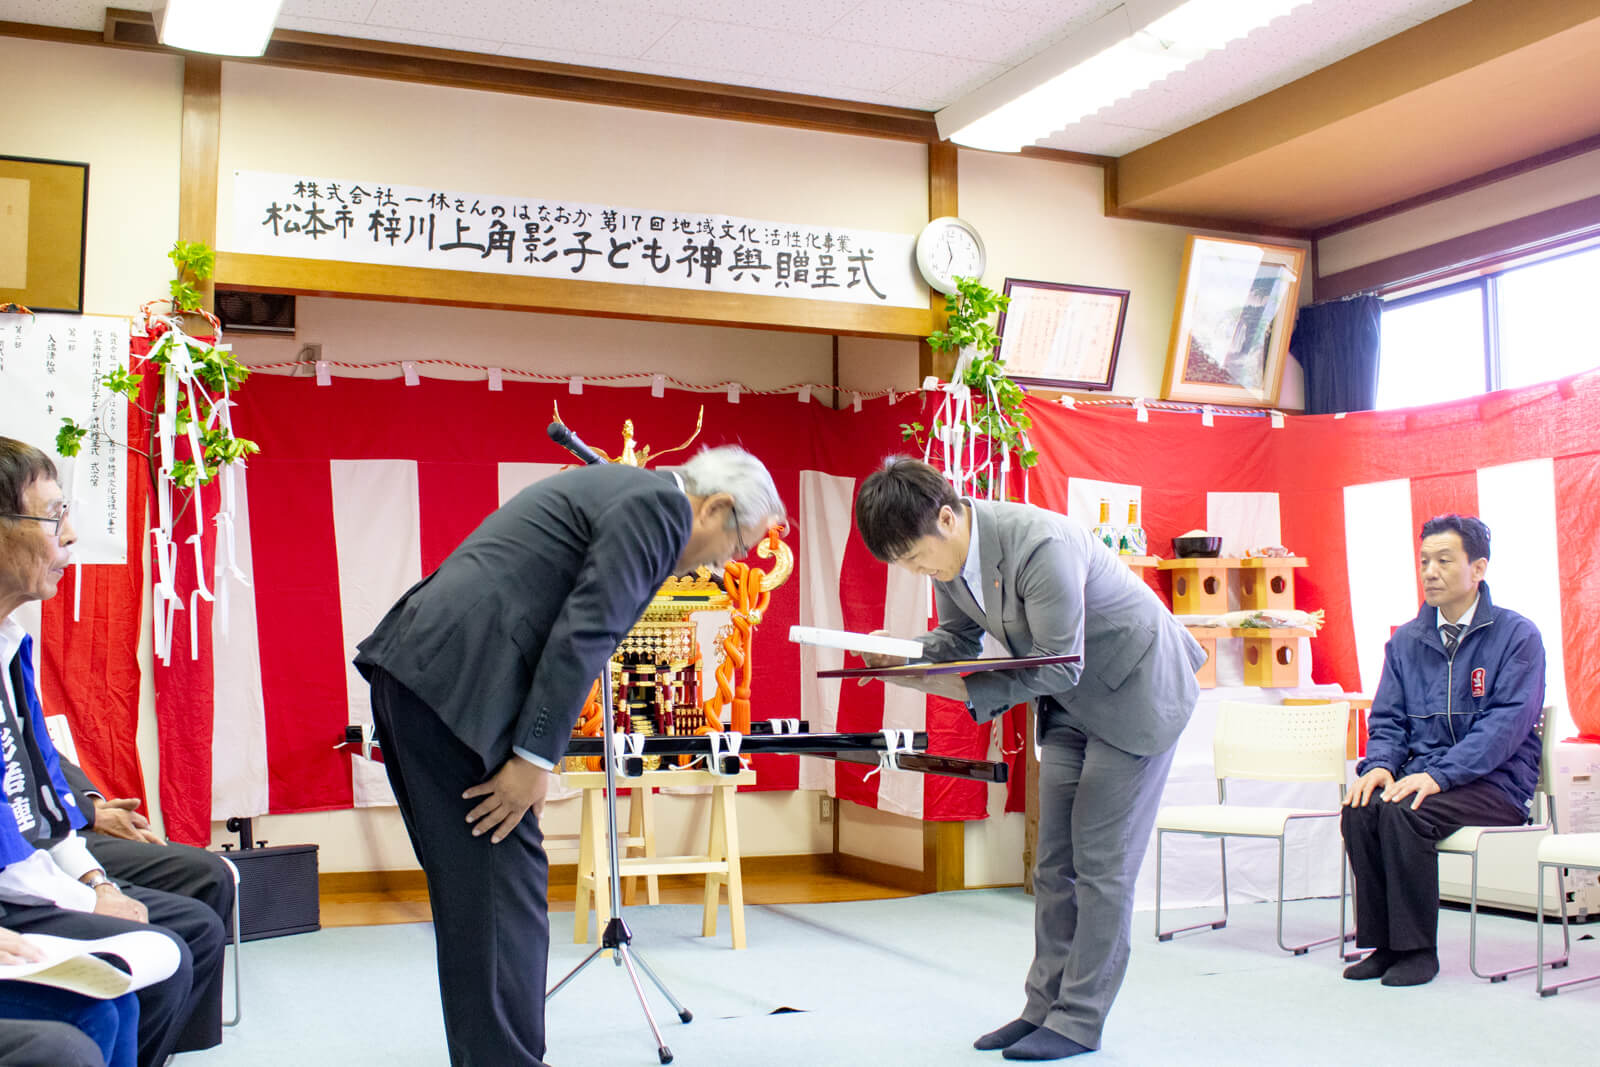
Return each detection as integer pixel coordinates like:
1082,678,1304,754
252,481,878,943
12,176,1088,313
179,891,1600,1066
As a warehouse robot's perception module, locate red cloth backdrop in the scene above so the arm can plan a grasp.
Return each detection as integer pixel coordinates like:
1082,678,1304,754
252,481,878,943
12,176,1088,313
42,363,1600,843
1025,371,1600,741
38,340,153,808
142,376,997,841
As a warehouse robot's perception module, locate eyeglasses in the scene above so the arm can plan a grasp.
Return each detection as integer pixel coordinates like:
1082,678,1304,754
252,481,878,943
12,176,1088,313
729,502,750,559
2,503,69,538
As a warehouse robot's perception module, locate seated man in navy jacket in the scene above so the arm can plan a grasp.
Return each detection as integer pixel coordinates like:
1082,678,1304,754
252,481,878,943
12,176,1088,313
1341,514,1544,987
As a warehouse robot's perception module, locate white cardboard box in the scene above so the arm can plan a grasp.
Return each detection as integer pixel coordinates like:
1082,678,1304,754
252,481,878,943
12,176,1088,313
1438,740,1600,918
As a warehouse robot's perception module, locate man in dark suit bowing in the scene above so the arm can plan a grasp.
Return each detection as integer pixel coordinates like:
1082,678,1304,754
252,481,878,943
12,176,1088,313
355,445,783,1067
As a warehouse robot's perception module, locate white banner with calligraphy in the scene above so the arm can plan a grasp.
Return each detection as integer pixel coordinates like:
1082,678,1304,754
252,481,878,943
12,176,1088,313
0,313,128,564
228,170,924,309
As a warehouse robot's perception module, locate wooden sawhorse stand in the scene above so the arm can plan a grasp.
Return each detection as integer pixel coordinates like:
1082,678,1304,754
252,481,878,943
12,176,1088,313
562,768,755,950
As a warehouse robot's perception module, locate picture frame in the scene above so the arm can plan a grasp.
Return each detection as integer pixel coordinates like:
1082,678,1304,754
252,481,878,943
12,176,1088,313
994,278,1129,391
1160,235,1306,407
0,155,89,314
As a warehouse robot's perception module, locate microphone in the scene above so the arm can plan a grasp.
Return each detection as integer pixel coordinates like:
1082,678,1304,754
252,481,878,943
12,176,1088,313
546,421,606,465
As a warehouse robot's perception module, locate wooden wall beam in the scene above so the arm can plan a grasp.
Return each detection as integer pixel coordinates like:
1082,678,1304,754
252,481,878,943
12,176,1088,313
178,55,222,311
214,252,933,339
920,141,960,383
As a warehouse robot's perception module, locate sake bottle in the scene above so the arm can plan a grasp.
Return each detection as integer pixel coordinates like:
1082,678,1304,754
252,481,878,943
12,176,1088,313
1118,499,1148,556
1091,498,1119,551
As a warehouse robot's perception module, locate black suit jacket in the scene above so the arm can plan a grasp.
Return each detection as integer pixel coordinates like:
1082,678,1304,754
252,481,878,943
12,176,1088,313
355,463,691,768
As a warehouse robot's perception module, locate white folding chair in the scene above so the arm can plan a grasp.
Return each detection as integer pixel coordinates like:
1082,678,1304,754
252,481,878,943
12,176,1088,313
1433,706,1562,982
1536,832,1598,996
218,853,243,1027
1155,700,1350,955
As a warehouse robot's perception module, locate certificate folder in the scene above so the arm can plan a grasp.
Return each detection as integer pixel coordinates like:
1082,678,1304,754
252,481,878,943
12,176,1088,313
817,653,1080,679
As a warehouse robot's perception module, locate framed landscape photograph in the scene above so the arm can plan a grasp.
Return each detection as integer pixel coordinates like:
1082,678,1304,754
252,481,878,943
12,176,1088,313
995,278,1129,391
1160,235,1305,407
0,155,89,314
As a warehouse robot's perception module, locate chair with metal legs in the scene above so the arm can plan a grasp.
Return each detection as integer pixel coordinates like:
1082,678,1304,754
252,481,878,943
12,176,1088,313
1535,831,1598,996
1154,700,1350,955
1433,706,1563,983
217,854,243,1026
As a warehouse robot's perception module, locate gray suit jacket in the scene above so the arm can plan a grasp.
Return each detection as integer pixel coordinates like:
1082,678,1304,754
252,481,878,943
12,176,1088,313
355,463,691,768
918,500,1205,757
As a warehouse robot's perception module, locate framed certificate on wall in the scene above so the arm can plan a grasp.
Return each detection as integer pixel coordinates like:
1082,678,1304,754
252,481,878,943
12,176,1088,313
0,155,88,314
995,278,1129,391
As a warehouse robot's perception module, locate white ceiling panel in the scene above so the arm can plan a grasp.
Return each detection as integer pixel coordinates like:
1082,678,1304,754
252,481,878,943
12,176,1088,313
596,0,862,33
277,15,504,57
366,0,678,55
888,56,1011,109
827,0,1058,65
642,19,923,93
280,0,377,20
0,0,1487,160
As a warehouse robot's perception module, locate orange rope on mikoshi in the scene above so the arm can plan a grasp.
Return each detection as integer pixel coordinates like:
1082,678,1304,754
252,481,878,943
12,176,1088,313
577,678,604,771
698,530,776,741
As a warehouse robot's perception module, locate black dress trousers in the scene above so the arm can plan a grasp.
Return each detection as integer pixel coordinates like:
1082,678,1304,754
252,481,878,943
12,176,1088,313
1341,778,1526,951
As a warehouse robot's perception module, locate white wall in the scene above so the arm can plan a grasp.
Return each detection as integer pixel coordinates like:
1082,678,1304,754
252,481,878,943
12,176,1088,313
236,785,832,873
1317,146,1600,277
2,34,184,836
959,149,1307,411
215,62,930,258
10,35,1307,880
0,36,183,317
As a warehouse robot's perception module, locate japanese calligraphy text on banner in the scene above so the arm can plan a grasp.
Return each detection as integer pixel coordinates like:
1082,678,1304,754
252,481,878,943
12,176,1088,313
0,313,129,564
231,171,924,309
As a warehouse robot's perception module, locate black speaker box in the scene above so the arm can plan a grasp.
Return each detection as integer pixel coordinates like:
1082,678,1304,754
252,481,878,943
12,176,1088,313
215,289,296,335
214,843,321,941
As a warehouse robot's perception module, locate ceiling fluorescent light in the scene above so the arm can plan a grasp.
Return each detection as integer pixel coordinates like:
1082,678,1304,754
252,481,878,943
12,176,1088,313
157,0,285,57
936,0,1310,152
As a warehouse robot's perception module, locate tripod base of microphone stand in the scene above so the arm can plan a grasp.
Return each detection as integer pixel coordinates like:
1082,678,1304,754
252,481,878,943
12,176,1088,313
598,918,692,1023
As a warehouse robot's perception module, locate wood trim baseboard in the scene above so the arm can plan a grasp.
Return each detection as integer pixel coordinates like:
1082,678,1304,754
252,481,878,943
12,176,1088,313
835,852,930,894
320,853,844,898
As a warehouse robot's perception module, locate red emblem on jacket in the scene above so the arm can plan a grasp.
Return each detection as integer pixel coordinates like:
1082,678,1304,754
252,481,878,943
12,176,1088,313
1471,667,1486,697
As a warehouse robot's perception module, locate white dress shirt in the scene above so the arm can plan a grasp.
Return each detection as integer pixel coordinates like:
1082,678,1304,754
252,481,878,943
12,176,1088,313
959,500,984,616
1436,595,1479,634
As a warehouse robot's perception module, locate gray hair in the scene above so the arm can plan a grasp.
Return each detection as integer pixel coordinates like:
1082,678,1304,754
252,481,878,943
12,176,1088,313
678,445,785,537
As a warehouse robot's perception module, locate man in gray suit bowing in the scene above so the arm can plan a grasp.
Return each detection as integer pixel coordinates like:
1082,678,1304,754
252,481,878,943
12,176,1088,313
855,458,1204,1062
355,445,783,1067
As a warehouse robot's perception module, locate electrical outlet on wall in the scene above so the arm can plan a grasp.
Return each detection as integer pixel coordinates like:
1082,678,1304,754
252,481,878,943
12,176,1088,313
819,795,833,822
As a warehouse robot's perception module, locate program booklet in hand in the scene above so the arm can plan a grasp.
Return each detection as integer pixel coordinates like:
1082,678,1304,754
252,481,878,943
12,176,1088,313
788,626,925,660
0,931,181,999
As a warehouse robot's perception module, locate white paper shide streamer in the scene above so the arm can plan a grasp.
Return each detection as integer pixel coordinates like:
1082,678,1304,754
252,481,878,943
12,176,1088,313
142,314,251,665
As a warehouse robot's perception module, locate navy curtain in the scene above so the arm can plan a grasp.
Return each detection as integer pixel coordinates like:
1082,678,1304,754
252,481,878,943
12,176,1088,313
1289,295,1382,414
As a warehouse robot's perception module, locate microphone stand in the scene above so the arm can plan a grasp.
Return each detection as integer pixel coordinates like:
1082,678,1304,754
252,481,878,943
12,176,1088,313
543,422,691,1065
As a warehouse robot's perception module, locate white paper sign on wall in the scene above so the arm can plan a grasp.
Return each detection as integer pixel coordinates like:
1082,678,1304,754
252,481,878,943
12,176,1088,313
0,313,129,564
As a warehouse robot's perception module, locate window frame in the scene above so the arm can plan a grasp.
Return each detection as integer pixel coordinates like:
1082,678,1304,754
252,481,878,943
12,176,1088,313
1379,238,1600,403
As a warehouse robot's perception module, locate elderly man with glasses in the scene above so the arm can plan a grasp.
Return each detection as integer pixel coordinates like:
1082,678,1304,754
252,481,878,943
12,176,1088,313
0,435,228,1067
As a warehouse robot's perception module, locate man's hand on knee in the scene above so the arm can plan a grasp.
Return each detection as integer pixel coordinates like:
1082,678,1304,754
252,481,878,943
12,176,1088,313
462,756,548,843
1381,772,1440,809
1345,768,1394,807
